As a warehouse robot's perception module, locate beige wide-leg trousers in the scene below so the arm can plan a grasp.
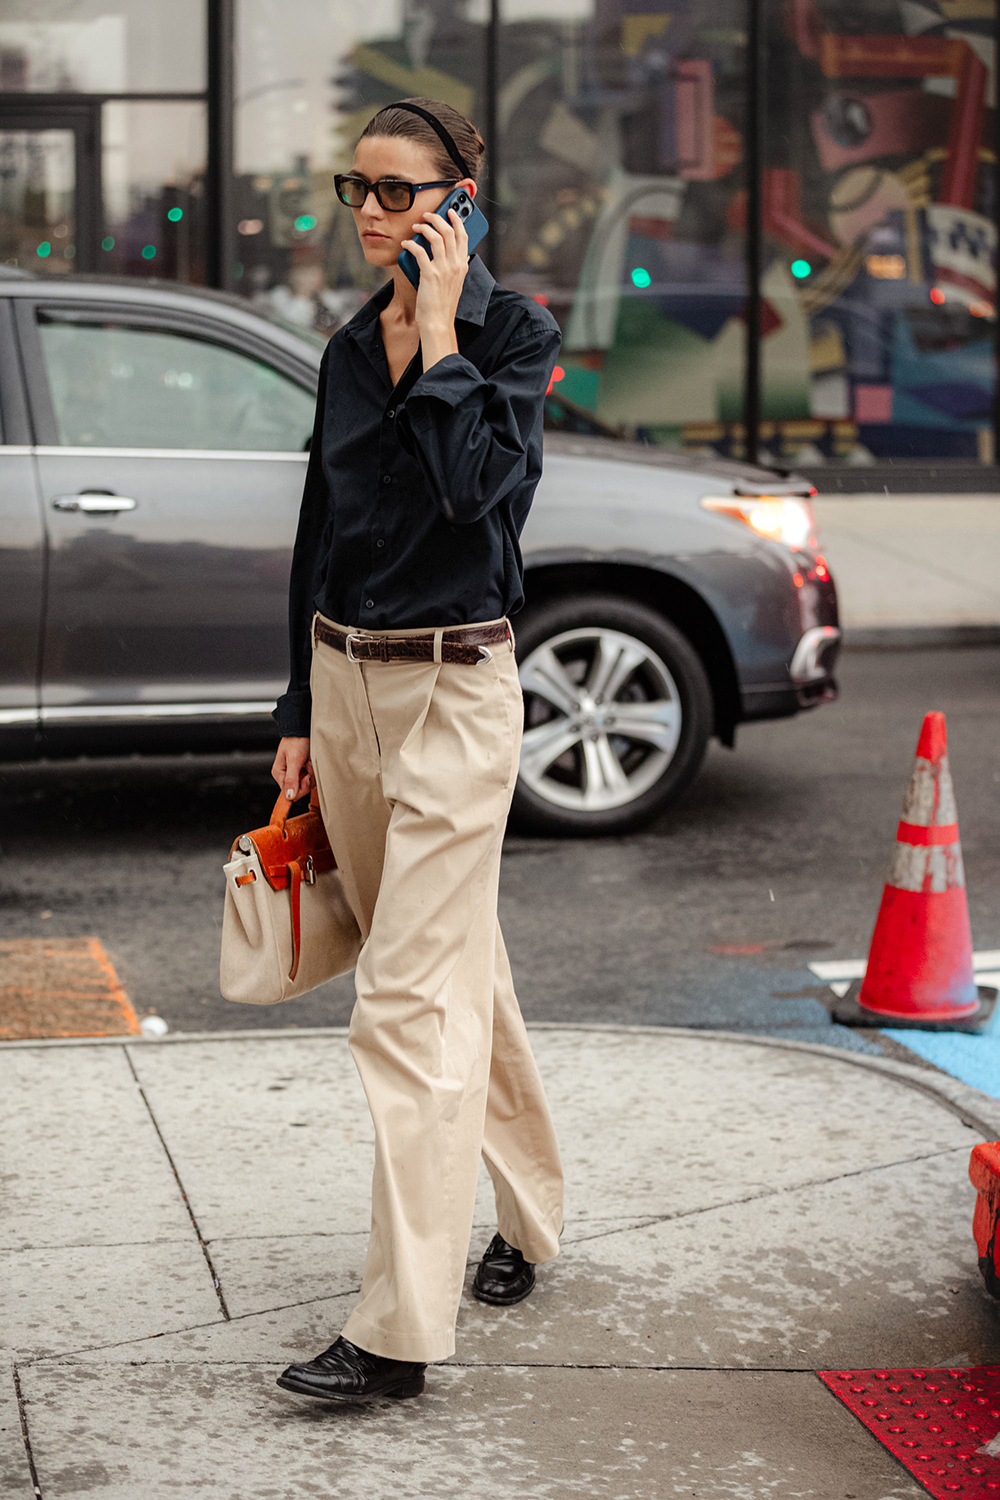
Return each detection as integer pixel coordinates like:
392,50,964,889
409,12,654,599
308,613,564,1363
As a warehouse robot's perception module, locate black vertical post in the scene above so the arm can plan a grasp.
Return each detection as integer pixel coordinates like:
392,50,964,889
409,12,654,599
75,104,101,274
993,84,1000,468
483,0,500,276
206,0,236,291
744,0,764,465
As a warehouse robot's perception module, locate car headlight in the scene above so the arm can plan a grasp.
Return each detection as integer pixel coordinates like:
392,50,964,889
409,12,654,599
700,495,817,552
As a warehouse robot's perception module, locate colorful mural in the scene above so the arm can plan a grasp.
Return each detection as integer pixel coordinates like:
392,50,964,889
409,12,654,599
755,0,997,464
500,0,996,464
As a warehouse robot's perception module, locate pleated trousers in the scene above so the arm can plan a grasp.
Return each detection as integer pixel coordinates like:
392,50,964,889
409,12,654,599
308,612,564,1363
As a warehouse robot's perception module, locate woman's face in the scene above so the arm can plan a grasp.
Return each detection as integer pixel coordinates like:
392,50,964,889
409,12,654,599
350,136,475,269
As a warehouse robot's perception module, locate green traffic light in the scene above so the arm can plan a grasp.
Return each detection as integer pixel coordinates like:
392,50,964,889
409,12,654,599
791,259,812,279
631,266,652,288
37,241,51,258
141,244,156,260
102,235,115,251
167,207,183,222
294,213,317,232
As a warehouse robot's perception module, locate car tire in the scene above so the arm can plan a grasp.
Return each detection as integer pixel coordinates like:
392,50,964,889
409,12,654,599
510,594,713,836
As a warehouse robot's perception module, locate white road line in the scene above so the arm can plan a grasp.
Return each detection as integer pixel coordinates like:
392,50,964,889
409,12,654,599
809,953,1000,998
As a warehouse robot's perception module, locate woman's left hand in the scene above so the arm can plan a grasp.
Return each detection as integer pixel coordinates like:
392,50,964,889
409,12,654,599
402,207,469,356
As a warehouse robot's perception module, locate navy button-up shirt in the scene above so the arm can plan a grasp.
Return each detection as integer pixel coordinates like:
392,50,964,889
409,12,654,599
274,254,561,737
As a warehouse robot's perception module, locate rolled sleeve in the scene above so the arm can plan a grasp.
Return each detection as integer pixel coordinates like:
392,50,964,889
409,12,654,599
272,686,313,738
395,320,561,525
405,352,489,411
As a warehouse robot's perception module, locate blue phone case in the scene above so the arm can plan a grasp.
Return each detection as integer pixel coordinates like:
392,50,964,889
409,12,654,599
398,185,489,288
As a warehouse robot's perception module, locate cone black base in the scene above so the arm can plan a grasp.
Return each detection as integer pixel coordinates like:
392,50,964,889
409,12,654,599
831,981,998,1032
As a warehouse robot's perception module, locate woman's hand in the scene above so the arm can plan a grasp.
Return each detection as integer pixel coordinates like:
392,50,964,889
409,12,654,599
402,207,469,370
271,736,313,802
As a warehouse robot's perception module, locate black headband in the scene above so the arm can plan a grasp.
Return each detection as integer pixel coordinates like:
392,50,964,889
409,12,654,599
382,100,472,179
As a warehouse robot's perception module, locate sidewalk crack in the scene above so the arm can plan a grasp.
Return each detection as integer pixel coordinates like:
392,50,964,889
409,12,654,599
124,1047,230,1321
563,1145,967,1249
21,1289,361,1365
13,1365,44,1499
17,1146,966,1366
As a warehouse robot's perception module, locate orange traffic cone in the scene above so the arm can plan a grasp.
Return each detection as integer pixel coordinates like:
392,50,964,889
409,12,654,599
834,710,995,1031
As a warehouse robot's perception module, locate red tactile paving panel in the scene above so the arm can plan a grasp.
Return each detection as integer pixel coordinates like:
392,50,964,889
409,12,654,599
819,1367,1000,1497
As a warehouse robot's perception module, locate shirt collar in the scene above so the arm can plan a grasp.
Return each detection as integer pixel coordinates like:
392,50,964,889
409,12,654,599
344,252,496,339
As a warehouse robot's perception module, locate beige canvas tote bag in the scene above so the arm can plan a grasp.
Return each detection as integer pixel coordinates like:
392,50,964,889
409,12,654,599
221,788,361,1005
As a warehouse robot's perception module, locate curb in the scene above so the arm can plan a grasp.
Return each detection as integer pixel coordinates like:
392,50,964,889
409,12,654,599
842,624,1000,651
4,1020,998,1140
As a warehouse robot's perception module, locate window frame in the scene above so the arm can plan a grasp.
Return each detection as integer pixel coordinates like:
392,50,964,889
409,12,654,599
14,295,318,452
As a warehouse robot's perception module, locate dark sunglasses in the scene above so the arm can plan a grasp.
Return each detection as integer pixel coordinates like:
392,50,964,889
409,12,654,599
334,173,457,213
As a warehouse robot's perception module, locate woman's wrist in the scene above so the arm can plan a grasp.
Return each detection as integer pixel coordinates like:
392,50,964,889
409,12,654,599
419,323,459,372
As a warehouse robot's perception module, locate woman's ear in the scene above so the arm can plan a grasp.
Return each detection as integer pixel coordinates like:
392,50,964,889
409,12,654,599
464,179,477,200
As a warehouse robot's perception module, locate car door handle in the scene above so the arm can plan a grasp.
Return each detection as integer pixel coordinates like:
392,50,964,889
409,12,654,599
52,493,138,514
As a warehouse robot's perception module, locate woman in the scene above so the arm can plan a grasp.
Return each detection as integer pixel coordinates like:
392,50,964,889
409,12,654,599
270,97,564,1404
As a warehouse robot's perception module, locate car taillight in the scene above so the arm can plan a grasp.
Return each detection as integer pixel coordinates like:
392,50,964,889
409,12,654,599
700,495,818,552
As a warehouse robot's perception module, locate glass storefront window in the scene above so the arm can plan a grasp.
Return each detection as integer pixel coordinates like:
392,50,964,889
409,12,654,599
233,0,753,430
0,130,76,274
0,1,206,94
234,0,480,335
499,0,749,451
0,0,993,470
100,103,207,282
758,0,997,467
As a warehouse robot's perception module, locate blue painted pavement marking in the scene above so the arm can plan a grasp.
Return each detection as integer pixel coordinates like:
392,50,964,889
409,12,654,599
882,1008,1000,1100
809,952,1000,1099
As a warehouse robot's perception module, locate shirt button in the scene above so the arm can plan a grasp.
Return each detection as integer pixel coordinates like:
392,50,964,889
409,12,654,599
382,474,392,485
386,408,395,419
376,538,385,548
365,599,375,609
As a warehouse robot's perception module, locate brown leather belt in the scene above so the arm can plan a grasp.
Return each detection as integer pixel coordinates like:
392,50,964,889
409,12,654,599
314,618,510,665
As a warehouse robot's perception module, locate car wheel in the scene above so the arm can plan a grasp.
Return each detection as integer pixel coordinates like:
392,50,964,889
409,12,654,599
511,595,713,836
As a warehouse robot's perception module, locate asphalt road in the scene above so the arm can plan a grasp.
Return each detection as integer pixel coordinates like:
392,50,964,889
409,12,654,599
2,645,998,1044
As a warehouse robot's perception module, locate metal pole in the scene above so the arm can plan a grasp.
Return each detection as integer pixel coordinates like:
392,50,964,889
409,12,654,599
744,0,764,465
483,0,500,277
76,104,101,274
206,0,236,291
993,75,1000,469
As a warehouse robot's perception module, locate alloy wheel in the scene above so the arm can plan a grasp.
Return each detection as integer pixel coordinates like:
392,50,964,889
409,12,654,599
518,626,683,813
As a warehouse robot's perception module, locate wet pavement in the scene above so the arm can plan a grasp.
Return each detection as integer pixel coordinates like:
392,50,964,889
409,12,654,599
5,1024,1000,1498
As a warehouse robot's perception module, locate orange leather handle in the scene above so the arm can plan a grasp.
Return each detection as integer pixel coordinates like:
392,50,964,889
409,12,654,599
270,790,292,832
269,785,320,834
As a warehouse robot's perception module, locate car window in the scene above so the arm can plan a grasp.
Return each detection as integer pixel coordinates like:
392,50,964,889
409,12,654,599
36,312,315,452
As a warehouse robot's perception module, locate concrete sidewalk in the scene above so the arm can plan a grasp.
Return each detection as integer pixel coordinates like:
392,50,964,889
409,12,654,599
812,494,1000,642
4,1024,1000,1499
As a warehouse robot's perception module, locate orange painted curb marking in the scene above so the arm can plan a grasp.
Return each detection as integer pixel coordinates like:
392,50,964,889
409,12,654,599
0,937,141,1040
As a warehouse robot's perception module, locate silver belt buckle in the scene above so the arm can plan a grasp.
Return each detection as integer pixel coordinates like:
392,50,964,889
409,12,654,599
345,633,365,662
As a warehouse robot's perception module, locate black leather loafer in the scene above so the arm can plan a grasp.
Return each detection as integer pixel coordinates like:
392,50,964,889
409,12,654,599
472,1231,536,1306
276,1336,426,1403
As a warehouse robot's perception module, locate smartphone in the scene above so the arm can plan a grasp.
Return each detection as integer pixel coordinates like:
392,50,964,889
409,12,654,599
398,184,489,288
